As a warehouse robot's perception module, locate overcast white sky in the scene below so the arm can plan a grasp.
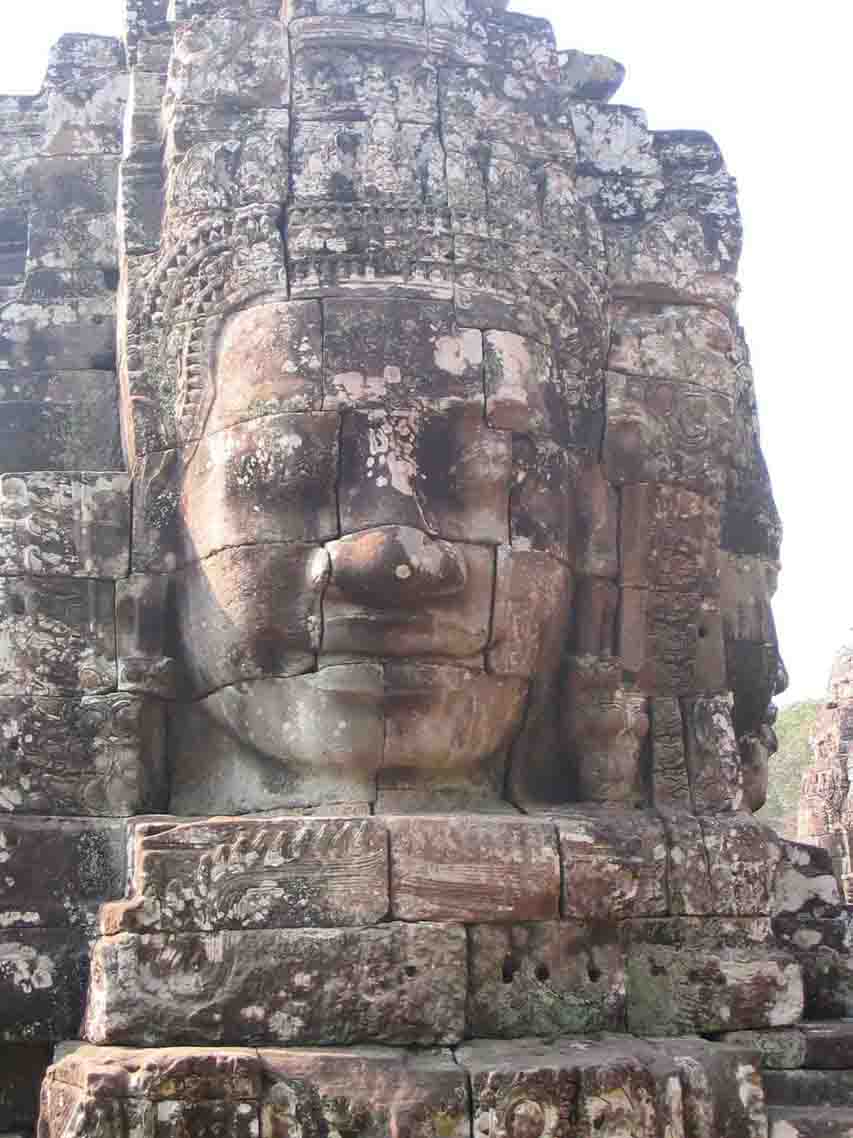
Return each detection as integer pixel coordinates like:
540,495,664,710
1,1,848,704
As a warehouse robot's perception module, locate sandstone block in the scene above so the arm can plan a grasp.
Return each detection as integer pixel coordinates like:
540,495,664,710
116,575,180,698
261,1047,468,1138
0,473,129,578
650,696,691,808
610,302,738,394
387,815,560,922
488,549,572,678
101,816,388,933
338,405,511,546
196,300,322,436
466,920,626,1037
459,1035,681,1138
649,1037,767,1138
510,437,576,560
323,534,492,661
51,1043,261,1100
604,170,741,311
620,588,726,697
572,104,659,178
620,483,720,594
0,930,88,1043
604,373,734,494
549,807,667,920
574,465,618,581
168,17,287,111
682,694,744,811
0,817,125,931
325,298,482,411
0,693,166,816
0,297,116,372
625,917,804,1034
178,543,328,696
182,413,340,562
719,1028,808,1070
698,813,781,916
0,371,121,472
166,108,290,217
0,578,116,696
291,118,445,205
772,840,842,920
559,49,625,101
84,924,467,1046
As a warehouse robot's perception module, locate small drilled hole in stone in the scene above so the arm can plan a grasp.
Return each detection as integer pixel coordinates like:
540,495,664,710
698,626,708,639
594,1117,606,1131
535,963,550,983
588,964,602,983
404,965,417,978
502,956,519,983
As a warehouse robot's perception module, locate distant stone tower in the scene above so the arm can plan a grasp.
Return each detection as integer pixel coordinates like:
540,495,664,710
798,644,853,893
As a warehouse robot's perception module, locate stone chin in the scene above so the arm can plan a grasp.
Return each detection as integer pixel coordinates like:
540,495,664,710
168,662,529,815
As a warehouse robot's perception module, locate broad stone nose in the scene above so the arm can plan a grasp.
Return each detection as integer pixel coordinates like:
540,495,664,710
327,526,467,609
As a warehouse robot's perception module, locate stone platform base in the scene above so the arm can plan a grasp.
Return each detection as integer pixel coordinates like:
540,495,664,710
39,1037,767,1138
81,811,805,1046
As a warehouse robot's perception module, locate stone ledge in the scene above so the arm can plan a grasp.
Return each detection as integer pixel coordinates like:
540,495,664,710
39,1036,768,1138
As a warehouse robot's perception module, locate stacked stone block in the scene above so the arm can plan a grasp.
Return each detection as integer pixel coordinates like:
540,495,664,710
0,34,167,1135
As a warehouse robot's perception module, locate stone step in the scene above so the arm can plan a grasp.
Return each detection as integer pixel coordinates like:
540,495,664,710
769,1107,853,1138
764,1070,853,1108
801,1022,853,1069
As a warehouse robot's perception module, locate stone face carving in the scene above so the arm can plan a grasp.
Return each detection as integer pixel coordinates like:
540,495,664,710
100,0,787,815
0,0,819,1121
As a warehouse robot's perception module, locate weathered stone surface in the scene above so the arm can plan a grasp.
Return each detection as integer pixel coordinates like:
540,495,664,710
261,1047,469,1138
339,406,512,546
650,1037,767,1138
177,544,328,696
719,1028,808,1070
621,483,720,594
0,693,166,816
0,473,129,579
387,815,560,922
604,373,734,494
682,695,745,811
466,921,626,1037
626,917,804,1034
0,929,89,1042
0,817,124,931
101,816,388,933
773,840,842,920
650,696,691,808
488,550,572,678
542,807,667,920
0,371,121,473
561,659,650,806
0,577,116,696
459,1035,763,1138
621,589,726,697
323,532,492,661
559,49,625,101
610,302,739,394
84,924,467,1046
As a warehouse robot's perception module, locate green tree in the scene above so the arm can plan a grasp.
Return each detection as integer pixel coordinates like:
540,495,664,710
757,699,822,837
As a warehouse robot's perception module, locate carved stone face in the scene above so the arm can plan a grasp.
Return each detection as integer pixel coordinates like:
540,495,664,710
171,297,575,810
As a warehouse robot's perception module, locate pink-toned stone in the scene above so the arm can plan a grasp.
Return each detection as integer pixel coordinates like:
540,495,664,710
387,814,560,922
